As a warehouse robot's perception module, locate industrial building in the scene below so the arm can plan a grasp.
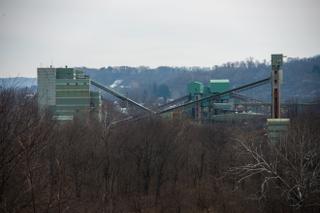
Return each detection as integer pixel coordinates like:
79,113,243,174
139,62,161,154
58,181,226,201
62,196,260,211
186,79,232,120
184,79,267,122
37,67,101,120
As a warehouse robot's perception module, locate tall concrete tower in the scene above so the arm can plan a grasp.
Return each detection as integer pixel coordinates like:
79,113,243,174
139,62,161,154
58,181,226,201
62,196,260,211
271,54,283,118
37,67,56,110
267,54,290,143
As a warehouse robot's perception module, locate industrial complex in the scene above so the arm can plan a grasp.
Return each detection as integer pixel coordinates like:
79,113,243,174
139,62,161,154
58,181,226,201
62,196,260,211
37,54,290,142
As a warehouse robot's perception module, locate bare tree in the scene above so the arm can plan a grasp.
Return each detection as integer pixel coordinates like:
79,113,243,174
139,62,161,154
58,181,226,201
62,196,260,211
230,117,320,211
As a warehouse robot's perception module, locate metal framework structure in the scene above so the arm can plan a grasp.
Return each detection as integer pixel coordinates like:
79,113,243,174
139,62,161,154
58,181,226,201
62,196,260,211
156,95,189,109
157,77,271,115
109,77,271,126
37,54,299,126
87,54,297,127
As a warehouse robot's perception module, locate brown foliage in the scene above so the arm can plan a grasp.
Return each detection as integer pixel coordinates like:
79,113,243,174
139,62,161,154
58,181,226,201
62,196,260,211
1,88,319,213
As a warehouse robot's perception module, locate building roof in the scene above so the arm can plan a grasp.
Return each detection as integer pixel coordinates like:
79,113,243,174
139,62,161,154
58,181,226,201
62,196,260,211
210,79,230,83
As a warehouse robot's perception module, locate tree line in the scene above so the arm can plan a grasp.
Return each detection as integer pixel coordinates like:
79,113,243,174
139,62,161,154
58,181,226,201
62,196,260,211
0,88,320,213
84,55,320,102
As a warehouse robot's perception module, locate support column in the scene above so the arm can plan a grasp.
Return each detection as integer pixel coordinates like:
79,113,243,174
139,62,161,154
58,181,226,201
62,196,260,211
271,54,283,118
268,54,290,143
194,94,202,122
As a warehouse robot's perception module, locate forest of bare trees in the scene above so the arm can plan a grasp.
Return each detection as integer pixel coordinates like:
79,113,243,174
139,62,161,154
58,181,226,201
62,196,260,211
1,88,320,213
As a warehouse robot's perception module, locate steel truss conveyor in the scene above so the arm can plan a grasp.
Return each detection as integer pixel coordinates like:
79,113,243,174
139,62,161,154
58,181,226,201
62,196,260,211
110,77,271,126
90,80,155,114
158,77,271,115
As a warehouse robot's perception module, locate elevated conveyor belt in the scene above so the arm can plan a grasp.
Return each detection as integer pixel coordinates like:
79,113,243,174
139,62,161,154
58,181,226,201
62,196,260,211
110,77,271,126
156,95,189,110
90,80,155,114
230,93,265,103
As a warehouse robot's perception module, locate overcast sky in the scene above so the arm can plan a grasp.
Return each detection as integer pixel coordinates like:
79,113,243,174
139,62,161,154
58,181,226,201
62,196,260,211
0,0,319,77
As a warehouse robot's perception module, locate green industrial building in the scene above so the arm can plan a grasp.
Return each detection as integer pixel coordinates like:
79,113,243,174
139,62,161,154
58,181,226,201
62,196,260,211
37,67,101,120
186,79,233,120
185,79,267,122
188,79,230,100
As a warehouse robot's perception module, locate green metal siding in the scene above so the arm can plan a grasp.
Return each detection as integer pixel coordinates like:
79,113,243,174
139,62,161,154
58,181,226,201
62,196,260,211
56,90,90,97
56,79,89,90
56,79,89,84
188,81,204,95
209,79,230,93
56,68,75,79
56,98,90,105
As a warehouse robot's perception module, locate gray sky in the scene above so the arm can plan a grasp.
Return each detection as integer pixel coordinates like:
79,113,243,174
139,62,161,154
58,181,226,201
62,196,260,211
0,0,319,77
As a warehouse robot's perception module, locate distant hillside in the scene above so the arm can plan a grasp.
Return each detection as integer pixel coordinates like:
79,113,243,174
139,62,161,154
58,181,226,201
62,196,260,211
2,56,320,103
82,55,320,103
0,77,36,89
